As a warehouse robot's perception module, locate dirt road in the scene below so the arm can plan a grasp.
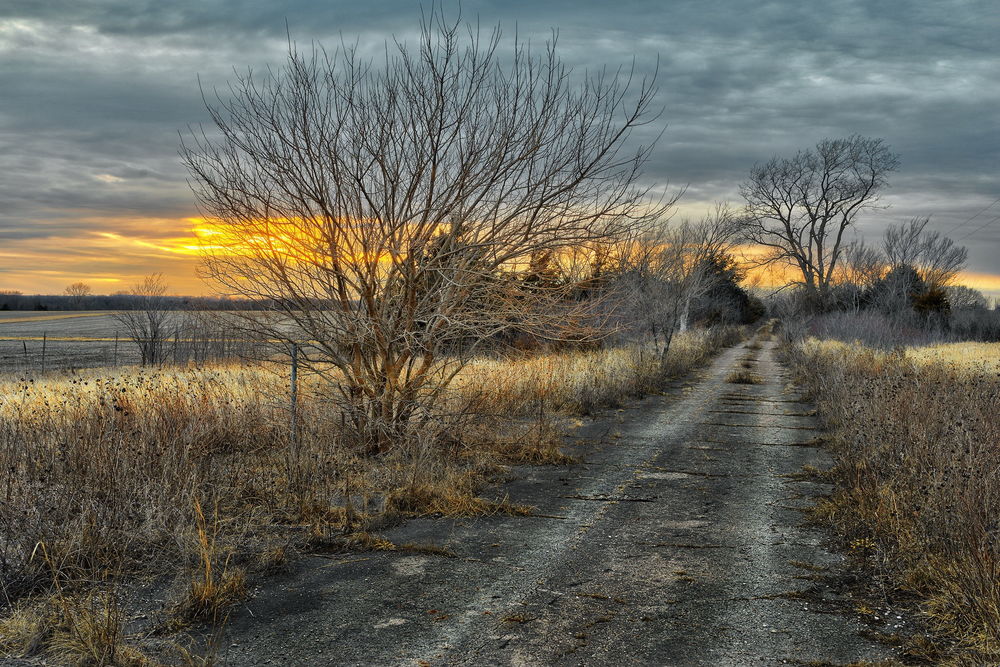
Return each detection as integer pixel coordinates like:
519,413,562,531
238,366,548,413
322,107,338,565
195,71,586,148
221,341,893,665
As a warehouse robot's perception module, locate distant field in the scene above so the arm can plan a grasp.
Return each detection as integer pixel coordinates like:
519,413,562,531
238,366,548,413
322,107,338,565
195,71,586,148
0,311,124,338
0,311,188,373
803,337,1000,372
0,311,111,323
906,341,1000,371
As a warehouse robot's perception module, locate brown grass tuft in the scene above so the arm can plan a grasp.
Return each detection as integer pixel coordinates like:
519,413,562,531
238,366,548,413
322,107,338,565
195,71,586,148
726,368,763,384
0,590,149,665
385,479,534,518
166,499,248,630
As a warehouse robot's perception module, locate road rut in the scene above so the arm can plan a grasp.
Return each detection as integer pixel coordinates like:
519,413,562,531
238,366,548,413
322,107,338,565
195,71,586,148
221,341,892,665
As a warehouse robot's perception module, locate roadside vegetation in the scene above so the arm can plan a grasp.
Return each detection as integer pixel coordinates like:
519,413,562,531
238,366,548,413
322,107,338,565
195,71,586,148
762,163,1000,661
0,326,743,663
785,337,1000,663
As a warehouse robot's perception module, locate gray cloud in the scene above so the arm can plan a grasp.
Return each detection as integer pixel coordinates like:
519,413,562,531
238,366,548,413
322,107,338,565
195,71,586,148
0,0,998,291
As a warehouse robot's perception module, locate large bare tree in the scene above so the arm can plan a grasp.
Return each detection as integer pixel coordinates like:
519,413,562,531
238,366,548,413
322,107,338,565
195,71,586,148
740,136,899,306
181,13,671,452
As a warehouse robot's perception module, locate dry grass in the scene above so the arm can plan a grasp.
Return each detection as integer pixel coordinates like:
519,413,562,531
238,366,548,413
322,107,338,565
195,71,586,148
166,498,248,630
726,368,763,384
787,338,1000,663
0,326,742,661
0,589,150,665
906,341,1000,372
455,329,735,416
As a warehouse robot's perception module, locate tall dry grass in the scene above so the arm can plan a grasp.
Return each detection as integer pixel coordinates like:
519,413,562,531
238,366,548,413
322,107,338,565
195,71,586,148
456,327,738,416
0,327,742,661
786,338,1000,663
906,341,1000,372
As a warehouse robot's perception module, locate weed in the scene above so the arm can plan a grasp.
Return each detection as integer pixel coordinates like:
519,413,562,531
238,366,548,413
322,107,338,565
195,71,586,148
0,590,149,665
726,368,763,384
167,499,248,629
384,480,533,517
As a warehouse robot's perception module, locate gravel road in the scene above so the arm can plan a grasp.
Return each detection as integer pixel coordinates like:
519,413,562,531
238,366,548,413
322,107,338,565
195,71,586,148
220,341,894,666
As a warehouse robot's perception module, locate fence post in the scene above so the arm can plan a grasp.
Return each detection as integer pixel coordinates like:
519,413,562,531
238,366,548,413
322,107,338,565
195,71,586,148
290,343,299,447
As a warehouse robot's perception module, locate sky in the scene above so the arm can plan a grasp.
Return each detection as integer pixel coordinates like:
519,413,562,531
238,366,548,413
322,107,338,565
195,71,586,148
1,0,998,298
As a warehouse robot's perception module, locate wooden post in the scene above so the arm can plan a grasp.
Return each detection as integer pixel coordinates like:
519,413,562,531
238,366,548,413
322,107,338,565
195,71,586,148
22,340,28,369
290,343,299,446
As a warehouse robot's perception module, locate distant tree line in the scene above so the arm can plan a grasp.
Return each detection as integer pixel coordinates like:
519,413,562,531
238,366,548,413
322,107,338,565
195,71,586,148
0,290,268,312
733,135,998,342
765,216,1000,343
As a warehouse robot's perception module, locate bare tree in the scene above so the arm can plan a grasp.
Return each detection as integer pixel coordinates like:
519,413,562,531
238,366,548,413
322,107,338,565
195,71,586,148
113,273,170,365
740,136,899,307
840,240,885,289
63,281,93,309
618,205,742,360
837,239,885,311
946,285,988,310
181,13,672,453
855,218,968,316
883,216,967,289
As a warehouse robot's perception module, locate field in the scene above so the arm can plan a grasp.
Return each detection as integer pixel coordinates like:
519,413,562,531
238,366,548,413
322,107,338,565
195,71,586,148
0,311,253,372
907,341,1000,371
786,337,1000,663
0,311,153,371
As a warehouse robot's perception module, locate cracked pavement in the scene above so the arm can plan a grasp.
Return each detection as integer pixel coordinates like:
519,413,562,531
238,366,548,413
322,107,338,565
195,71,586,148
220,341,894,666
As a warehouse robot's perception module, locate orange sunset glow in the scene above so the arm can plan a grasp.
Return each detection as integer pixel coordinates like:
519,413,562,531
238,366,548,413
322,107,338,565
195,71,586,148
1,1,996,303
3,216,998,301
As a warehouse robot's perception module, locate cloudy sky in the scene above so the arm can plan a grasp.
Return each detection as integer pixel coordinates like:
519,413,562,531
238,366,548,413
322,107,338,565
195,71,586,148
1,0,998,297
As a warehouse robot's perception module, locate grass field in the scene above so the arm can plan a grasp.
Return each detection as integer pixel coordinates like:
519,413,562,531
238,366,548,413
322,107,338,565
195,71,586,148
907,341,1000,371
798,337,1000,370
